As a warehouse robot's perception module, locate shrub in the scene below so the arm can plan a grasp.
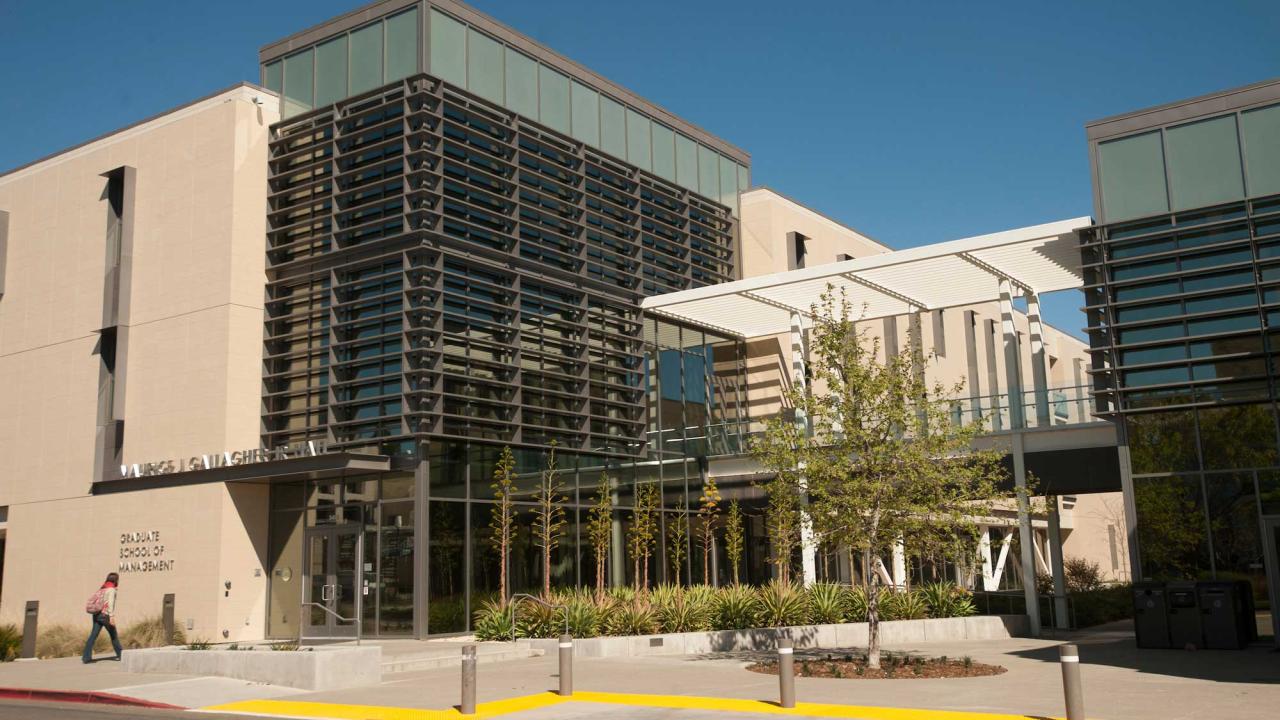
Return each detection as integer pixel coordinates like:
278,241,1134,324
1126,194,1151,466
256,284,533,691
185,639,212,651
1071,585,1132,628
920,583,976,619
1064,558,1104,592
757,580,810,627
473,598,516,641
602,601,658,636
516,601,560,639
0,625,21,662
843,586,869,622
806,582,846,624
714,585,761,630
605,586,637,604
657,595,712,633
880,589,928,620
119,616,186,649
561,598,600,638
37,624,110,659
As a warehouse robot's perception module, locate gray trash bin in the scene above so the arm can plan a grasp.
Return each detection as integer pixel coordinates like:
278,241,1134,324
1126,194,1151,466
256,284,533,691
1197,581,1249,650
1133,582,1170,649
1166,582,1202,649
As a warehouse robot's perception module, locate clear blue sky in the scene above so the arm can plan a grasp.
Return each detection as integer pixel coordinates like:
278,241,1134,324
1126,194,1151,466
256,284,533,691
2,0,1278,337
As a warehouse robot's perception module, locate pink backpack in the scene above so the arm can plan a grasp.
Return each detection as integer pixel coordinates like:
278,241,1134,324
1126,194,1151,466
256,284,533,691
85,588,108,615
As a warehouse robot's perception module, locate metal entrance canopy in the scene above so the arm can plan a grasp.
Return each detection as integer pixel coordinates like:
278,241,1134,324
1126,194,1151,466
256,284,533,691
642,217,1092,337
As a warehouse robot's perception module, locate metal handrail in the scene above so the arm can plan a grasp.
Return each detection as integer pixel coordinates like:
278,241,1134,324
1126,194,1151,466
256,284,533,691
508,594,567,644
301,598,363,646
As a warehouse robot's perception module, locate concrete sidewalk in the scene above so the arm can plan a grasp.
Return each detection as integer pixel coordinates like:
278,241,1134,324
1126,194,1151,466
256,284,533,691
3,624,1278,719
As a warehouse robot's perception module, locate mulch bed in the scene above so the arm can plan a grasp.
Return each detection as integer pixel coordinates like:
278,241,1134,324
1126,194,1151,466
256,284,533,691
746,654,1006,680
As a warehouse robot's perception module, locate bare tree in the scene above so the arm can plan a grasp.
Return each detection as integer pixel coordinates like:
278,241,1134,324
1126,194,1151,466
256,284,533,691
532,442,567,598
586,475,614,600
724,499,745,585
489,446,517,606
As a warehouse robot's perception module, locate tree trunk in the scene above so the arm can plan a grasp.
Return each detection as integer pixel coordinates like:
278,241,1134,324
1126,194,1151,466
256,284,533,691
543,543,551,599
499,525,508,608
867,574,881,669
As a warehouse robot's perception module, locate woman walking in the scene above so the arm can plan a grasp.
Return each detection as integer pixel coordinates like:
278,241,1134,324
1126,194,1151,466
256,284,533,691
82,572,122,663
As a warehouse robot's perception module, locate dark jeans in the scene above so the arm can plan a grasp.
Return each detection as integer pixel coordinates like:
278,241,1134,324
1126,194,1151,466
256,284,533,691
82,613,121,663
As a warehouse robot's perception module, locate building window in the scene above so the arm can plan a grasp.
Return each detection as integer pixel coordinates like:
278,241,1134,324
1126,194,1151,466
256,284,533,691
538,65,570,134
1242,103,1280,197
349,21,383,96
466,27,504,104
570,81,600,147
503,48,538,119
314,35,348,107
283,48,315,116
1098,131,1168,222
385,8,418,83
1165,115,1245,211
430,9,467,88
651,123,676,182
625,108,651,171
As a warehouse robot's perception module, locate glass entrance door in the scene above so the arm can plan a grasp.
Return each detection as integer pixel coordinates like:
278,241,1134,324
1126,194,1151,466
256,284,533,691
303,525,362,639
1263,517,1280,645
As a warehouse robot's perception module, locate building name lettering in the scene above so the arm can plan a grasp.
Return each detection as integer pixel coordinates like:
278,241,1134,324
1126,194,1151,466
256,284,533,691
118,529,173,573
118,441,329,479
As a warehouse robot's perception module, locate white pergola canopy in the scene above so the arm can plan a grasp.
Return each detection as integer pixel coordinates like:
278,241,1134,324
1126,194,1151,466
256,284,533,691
642,217,1092,338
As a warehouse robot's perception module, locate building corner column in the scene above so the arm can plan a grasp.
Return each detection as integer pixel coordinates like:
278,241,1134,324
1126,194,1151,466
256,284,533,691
1012,432,1041,637
1047,496,1069,630
791,310,817,586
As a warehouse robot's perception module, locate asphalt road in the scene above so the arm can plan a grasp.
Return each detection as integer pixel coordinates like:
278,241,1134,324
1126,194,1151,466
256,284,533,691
0,700,245,719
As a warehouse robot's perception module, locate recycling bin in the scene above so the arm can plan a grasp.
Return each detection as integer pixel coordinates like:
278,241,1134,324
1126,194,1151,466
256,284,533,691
1132,582,1170,649
1166,581,1202,649
1196,580,1254,650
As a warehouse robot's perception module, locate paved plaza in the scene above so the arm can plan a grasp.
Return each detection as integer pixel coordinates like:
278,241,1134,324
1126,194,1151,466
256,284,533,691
0,622,1277,719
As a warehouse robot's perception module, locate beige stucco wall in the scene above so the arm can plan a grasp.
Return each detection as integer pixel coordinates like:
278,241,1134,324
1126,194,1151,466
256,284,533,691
1062,492,1131,584
0,85,278,636
0,482,270,640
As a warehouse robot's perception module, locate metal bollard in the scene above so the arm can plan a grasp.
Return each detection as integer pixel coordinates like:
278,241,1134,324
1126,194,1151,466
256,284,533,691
1058,643,1084,720
558,634,573,697
21,601,38,659
460,645,477,715
162,594,175,646
777,635,795,709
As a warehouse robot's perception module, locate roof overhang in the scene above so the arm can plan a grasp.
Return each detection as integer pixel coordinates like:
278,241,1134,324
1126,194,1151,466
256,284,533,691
91,452,393,495
643,217,1092,338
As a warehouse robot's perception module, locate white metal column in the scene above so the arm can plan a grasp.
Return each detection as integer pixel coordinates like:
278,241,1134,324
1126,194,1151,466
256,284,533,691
998,278,1025,430
791,310,817,585
1012,432,1042,636
1026,292,1051,427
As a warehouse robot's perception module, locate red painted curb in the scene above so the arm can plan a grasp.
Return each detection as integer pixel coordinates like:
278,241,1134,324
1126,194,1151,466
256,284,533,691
0,687,184,710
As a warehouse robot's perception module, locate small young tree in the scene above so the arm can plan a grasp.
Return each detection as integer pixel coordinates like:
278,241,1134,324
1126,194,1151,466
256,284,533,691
627,484,661,590
667,500,689,585
753,466,803,585
697,477,723,584
489,446,517,606
586,475,614,601
532,442,567,598
752,288,1007,668
724,499,745,585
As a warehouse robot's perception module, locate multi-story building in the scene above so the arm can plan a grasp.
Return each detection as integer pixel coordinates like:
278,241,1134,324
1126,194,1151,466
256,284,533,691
0,0,1112,645
1082,77,1280,640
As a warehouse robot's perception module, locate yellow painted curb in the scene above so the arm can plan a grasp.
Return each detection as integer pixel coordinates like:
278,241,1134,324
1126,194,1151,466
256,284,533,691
203,690,1060,720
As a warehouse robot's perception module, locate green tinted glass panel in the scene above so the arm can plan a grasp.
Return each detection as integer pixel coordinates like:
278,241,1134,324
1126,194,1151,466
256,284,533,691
1118,322,1183,344
1181,247,1251,271
466,28,503,102
1114,279,1178,302
1115,302,1181,324
349,22,383,95
738,163,750,194
1098,131,1168,222
1112,237,1174,259
1123,366,1189,386
504,48,538,119
384,8,418,82
1188,313,1258,335
539,65,570,133
1182,269,1254,292
314,36,348,107
626,108,651,171
263,61,283,95
1166,116,1244,211
599,96,626,159
1112,258,1176,281
283,48,314,117
675,134,698,190
1121,344,1187,365
698,144,719,199
1242,104,1280,197
719,154,738,213
1184,291,1256,315
429,9,466,88
570,81,599,146
651,123,676,182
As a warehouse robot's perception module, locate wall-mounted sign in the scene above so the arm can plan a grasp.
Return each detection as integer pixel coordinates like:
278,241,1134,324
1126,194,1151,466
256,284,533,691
118,530,173,573
118,441,329,479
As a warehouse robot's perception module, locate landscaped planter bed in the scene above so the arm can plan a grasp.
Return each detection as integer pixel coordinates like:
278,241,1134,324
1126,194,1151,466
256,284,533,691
747,651,1007,679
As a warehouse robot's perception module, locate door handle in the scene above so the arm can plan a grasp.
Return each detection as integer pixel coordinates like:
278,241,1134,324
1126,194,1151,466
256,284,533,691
321,584,332,602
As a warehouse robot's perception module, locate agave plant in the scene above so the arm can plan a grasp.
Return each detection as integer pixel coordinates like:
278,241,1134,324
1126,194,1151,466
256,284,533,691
604,601,659,636
561,598,601,637
605,585,637,604
657,595,712,633
806,582,846,625
880,589,929,621
843,585,869,622
713,584,762,630
757,580,810,628
473,598,516,641
516,600,561,639
919,582,976,618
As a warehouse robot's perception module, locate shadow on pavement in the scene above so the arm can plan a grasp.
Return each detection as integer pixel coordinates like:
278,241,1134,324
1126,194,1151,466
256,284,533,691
1009,622,1280,684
